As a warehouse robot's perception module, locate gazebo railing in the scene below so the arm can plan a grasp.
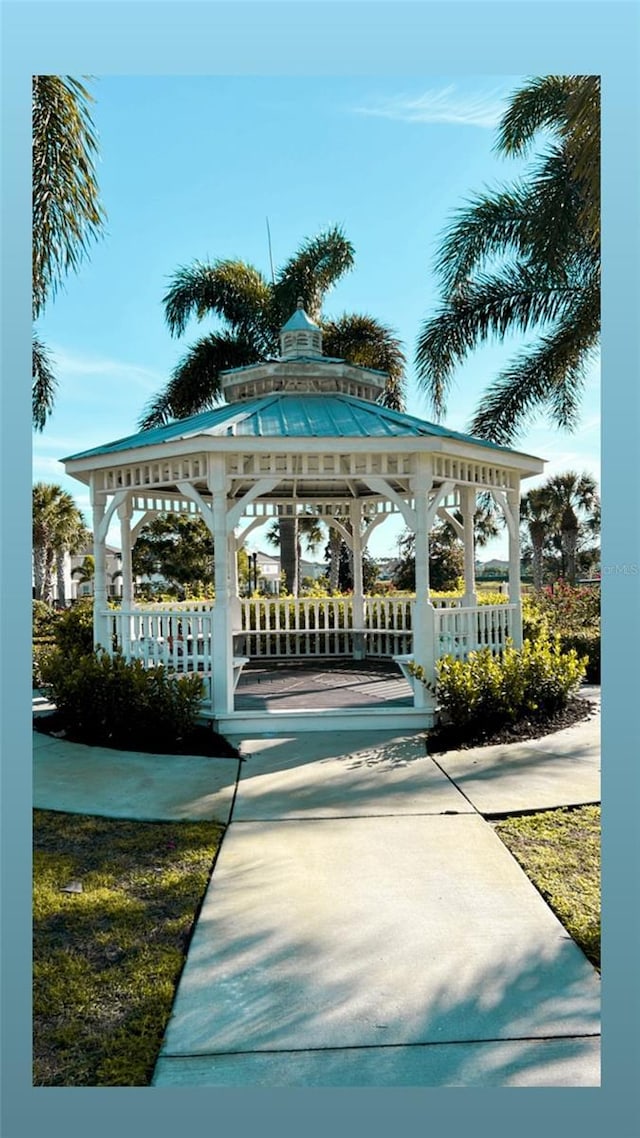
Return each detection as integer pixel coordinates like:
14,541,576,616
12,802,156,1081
105,606,215,673
104,597,516,669
238,595,414,658
240,596,354,657
434,604,517,660
362,596,414,657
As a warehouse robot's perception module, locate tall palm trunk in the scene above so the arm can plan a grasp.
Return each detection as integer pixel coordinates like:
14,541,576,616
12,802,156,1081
55,550,67,606
561,509,580,585
42,548,55,604
328,527,342,592
33,543,48,600
279,517,298,595
529,520,546,590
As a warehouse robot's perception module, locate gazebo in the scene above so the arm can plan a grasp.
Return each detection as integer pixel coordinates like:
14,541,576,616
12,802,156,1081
62,303,544,732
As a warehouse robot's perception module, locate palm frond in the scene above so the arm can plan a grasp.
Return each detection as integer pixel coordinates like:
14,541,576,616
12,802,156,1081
497,75,600,252
416,265,581,419
162,260,274,349
274,225,355,321
138,332,259,429
468,291,599,444
32,76,106,317
322,312,406,409
434,186,533,293
32,333,57,431
496,75,578,156
527,148,598,272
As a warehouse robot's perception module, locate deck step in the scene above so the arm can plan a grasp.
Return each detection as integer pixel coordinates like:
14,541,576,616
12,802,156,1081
210,706,435,734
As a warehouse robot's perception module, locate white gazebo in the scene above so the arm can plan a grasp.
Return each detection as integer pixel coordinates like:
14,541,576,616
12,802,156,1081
62,302,544,733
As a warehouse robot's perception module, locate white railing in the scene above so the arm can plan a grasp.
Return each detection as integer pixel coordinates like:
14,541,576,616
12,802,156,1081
105,598,515,669
238,595,416,658
239,596,354,658
435,604,516,661
363,597,414,657
106,606,215,674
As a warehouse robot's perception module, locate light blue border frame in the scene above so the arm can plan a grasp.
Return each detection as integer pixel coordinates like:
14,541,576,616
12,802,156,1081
2,2,639,1135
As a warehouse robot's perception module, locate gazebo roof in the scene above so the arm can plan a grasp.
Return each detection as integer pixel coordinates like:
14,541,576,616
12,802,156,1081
62,391,536,463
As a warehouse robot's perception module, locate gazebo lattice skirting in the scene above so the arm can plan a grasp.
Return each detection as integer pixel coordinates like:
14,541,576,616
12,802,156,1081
62,302,544,732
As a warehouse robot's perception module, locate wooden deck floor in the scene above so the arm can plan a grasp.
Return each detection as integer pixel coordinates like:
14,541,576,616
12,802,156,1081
234,658,414,712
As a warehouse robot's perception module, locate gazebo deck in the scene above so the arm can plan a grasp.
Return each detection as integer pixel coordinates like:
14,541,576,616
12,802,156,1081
234,658,414,712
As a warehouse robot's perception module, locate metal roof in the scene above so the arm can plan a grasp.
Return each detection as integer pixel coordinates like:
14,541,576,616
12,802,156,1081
280,305,321,333
62,392,530,463
220,354,383,375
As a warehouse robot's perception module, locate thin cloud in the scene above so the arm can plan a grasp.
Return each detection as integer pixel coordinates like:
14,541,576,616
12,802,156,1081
353,85,509,128
49,346,163,393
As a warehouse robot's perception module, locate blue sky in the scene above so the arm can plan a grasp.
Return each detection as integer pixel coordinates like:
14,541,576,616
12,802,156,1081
34,74,600,563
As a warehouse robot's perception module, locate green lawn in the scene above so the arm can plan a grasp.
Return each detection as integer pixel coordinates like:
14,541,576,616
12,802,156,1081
33,810,224,1086
494,805,601,970
34,803,600,1086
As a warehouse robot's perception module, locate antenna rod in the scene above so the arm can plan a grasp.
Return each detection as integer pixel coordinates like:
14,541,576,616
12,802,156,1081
266,216,275,284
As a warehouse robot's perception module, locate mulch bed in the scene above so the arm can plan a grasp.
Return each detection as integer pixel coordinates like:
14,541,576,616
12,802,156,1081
33,711,239,758
425,696,597,754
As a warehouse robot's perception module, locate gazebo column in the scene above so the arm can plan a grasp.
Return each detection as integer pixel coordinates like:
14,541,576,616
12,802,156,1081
90,480,110,652
228,532,242,634
350,501,365,660
507,486,523,648
490,485,523,650
209,457,234,716
118,496,134,656
461,486,477,607
411,457,436,707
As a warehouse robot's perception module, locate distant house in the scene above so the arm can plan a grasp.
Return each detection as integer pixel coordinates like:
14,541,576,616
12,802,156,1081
34,544,123,604
69,545,123,600
300,558,326,583
476,558,510,580
253,550,281,593
245,551,326,594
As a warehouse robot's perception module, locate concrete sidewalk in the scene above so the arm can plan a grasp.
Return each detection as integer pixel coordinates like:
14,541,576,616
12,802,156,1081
33,690,601,1087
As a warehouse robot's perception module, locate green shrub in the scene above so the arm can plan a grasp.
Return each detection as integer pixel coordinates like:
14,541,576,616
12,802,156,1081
536,581,600,630
521,594,550,642
33,600,58,641
523,585,600,682
429,635,587,733
53,599,95,657
39,650,205,750
558,631,601,683
33,642,57,688
476,590,508,606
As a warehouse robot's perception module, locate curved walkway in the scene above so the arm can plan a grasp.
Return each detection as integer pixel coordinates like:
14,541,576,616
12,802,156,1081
33,687,601,1087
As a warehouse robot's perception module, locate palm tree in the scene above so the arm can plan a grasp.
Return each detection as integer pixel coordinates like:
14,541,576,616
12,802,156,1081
32,76,106,430
520,487,556,590
416,75,600,446
266,514,326,594
140,226,406,591
33,483,88,603
543,471,599,585
71,554,96,595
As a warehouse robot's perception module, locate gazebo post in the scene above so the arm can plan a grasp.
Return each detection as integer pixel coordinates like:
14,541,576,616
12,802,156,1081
228,532,242,634
411,456,436,707
90,477,109,652
461,485,477,607
350,501,365,659
118,495,134,654
507,486,523,648
209,456,234,715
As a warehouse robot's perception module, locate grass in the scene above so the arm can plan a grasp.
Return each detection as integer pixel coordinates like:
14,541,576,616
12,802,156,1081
493,805,601,970
34,803,600,1086
33,809,224,1086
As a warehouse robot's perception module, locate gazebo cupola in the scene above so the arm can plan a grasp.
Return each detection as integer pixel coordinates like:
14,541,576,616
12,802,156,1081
279,298,323,360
